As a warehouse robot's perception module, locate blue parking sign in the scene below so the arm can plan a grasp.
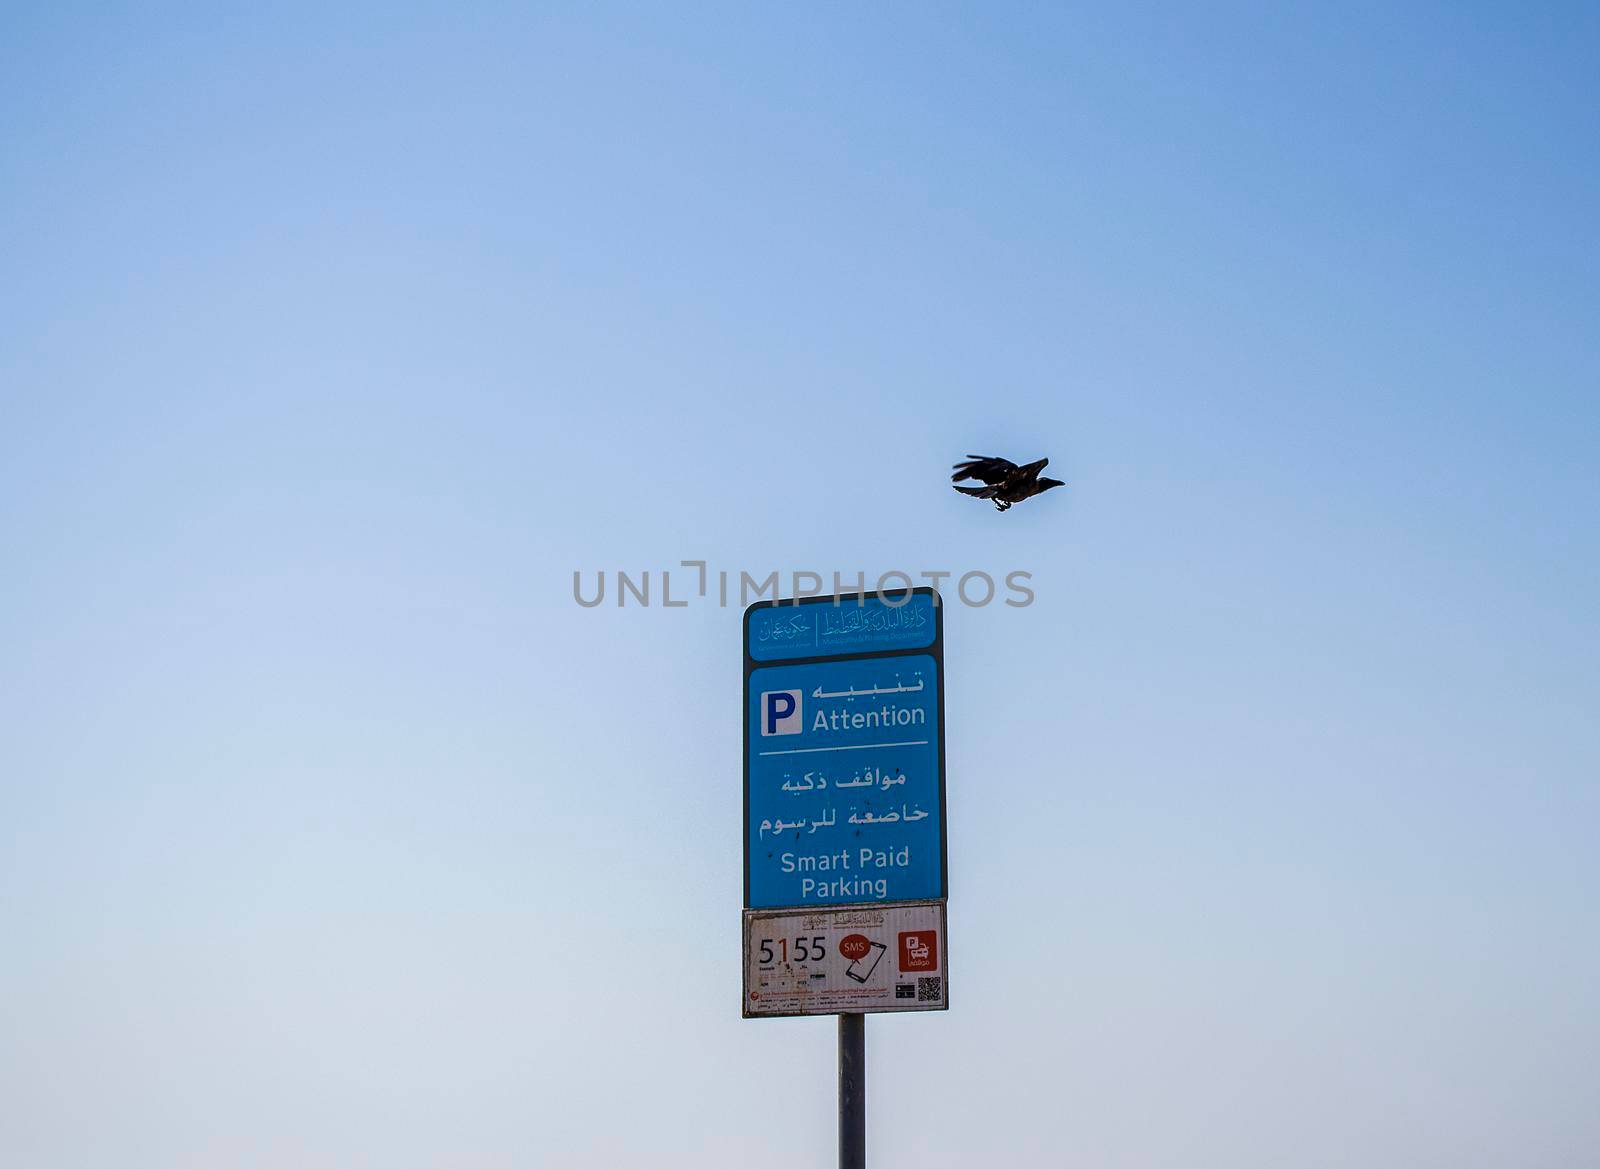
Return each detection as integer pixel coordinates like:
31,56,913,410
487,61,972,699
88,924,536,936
744,589,946,909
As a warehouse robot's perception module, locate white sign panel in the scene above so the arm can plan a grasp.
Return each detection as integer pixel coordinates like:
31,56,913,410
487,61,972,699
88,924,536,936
743,900,948,1018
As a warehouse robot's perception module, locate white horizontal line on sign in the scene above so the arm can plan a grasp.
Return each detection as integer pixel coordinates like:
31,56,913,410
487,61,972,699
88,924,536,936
757,740,930,756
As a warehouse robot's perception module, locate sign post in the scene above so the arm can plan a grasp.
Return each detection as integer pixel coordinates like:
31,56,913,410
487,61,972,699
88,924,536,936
840,1012,864,1169
743,588,948,1167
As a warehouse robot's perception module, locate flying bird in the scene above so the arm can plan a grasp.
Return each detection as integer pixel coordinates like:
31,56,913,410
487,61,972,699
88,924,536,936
951,454,1064,512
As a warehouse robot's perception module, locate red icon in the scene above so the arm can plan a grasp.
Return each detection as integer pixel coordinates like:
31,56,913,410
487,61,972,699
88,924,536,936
839,934,872,961
898,931,938,972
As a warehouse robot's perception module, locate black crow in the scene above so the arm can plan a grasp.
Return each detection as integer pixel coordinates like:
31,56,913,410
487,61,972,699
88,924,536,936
951,454,1064,512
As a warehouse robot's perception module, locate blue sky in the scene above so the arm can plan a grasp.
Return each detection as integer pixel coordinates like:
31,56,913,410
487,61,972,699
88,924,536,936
2,5,1597,1167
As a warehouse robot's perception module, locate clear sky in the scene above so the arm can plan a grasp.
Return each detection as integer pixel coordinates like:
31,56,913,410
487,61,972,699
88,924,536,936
2,4,1597,1167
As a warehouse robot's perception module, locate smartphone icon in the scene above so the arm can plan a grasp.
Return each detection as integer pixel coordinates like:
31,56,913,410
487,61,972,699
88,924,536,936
845,941,887,983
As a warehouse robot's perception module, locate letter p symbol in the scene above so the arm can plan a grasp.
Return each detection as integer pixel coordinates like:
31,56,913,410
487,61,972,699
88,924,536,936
761,689,802,736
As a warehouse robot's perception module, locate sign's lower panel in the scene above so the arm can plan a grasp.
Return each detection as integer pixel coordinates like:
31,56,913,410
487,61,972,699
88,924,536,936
742,900,948,1018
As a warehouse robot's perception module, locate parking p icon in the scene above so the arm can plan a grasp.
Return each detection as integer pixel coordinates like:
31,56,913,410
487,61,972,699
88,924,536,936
761,689,803,735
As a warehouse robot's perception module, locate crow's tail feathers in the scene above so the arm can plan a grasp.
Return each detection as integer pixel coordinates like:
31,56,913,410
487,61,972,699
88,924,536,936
952,483,996,499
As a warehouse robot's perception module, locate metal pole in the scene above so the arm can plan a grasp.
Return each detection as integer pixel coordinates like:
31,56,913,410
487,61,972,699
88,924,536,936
839,1012,865,1169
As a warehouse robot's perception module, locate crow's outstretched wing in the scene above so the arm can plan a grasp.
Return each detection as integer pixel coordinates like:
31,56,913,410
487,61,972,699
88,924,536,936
951,455,1017,485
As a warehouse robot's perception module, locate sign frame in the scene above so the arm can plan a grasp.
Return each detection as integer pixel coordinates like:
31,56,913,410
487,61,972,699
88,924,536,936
742,587,947,909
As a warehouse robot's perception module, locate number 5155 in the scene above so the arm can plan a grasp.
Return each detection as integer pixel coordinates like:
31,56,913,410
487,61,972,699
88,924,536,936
757,936,826,965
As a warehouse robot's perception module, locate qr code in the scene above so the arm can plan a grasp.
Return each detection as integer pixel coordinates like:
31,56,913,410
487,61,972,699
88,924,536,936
916,976,942,1002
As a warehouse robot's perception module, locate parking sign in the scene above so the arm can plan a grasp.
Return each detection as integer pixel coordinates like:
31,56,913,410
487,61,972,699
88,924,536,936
742,588,950,1017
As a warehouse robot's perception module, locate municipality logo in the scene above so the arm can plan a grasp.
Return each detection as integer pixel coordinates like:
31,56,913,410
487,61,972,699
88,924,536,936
761,689,803,736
